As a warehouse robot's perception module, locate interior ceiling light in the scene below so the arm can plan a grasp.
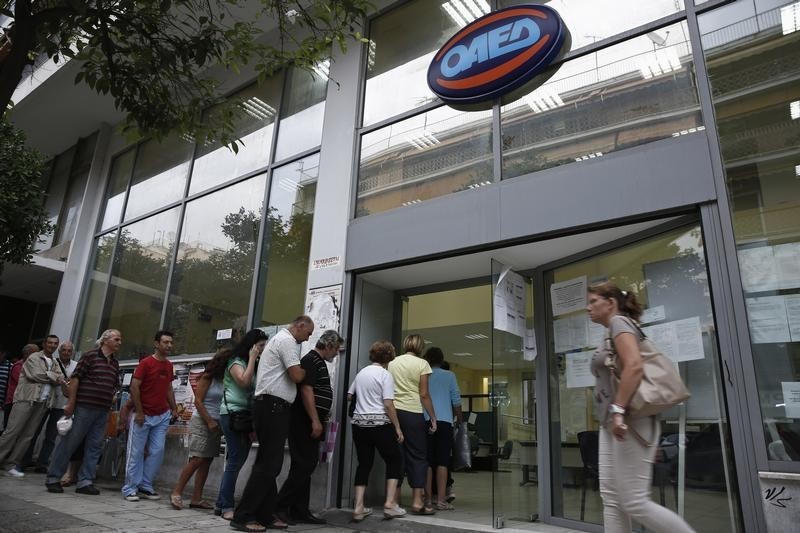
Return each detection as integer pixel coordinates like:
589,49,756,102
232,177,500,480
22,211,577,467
402,199,422,207
575,152,603,162
406,130,440,150
465,333,489,340
639,47,681,79
367,40,377,71
795,164,800,177
671,125,706,137
452,352,472,357
468,180,492,189
782,2,800,35
240,97,275,121
441,0,490,27
790,101,800,120
523,90,565,113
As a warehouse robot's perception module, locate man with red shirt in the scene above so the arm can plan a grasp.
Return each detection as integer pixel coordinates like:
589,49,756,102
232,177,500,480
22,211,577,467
121,330,177,502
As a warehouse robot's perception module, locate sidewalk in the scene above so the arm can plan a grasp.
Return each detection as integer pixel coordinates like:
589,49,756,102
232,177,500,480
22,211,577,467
0,472,579,533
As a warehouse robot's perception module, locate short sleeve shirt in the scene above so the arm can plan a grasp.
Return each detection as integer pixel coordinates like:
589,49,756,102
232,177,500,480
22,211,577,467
254,328,302,403
425,367,461,424
388,353,432,413
590,315,640,425
220,358,251,415
294,350,333,422
348,364,394,426
132,355,174,416
73,349,120,409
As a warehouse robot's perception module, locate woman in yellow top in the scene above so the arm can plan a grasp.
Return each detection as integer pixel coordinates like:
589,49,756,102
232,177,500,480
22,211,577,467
388,334,437,515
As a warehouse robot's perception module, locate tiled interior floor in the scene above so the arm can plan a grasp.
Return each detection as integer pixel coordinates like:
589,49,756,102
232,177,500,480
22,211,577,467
434,465,739,532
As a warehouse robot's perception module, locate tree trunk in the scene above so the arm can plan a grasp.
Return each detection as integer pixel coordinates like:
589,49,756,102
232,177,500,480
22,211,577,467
0,0,36,120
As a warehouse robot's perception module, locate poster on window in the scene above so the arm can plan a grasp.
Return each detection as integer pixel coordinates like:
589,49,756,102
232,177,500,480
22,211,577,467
494,267,526,338
550,276,587,316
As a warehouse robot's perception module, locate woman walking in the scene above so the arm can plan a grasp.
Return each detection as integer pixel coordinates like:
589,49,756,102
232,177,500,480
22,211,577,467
347,340,406,521
388,334,437,515
214,329,267,521
170,349,227,510
587,282,694,533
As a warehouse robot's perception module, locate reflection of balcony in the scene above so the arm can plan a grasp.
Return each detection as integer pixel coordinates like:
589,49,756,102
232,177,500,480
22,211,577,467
733,204,800,242
721,119,800,163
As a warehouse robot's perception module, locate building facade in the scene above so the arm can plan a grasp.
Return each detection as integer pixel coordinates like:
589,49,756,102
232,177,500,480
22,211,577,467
4,0,800,531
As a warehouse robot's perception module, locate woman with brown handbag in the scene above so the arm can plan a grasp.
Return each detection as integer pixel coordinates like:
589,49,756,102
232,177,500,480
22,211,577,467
587,282,695,533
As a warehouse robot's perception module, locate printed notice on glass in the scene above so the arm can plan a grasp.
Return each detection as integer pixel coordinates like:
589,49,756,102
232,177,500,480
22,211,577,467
781,382,800,418
745,296,790,344
785,294,800,342
494,267,527,338
566,350,595,389
643,316,704,363
550,276,587,316
554,315,588,353
774,242,800,290
523,328,537,361
738,246,779,293
587,319,606,349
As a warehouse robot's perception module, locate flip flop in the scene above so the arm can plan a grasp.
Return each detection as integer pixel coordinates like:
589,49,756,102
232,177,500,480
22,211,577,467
170,494,183,510
189,500,213,509
222,511,234,521
352,507,373,522
230,521,266,532
409,506,436,515
264,519,288,530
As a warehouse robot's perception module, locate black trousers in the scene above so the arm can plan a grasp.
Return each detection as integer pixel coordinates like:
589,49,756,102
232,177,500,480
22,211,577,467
396,409,428,488
233,395,291,525
276,409,321,515
352,423,403,486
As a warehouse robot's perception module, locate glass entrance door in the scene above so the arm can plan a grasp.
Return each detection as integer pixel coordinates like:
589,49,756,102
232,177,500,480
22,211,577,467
545,223,742,532
490,260,537,527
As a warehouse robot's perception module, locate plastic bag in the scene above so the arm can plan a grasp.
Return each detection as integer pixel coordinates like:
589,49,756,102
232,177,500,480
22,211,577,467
56,415,73,436
452,423,472,471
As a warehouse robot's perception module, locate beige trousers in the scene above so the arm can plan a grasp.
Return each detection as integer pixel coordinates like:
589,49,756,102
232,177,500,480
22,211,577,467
598,416,696,533
0,401,48,469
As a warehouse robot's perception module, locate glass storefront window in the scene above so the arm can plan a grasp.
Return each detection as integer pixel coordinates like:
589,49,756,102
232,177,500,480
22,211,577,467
100,148,135,231
254,154,319,327
165,175,267,355
363,0,462,126
701,0,800,462
274,66,328,161
124,136,193,221
189,79,282,195
356,106,493,217
547,224,741,531
75,233,117,353
54,133,97,246
501,21,701,180
499,0,686,52
100,208,180,360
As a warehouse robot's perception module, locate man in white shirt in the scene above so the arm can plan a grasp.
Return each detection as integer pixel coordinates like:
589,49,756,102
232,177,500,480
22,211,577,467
232,316,314,532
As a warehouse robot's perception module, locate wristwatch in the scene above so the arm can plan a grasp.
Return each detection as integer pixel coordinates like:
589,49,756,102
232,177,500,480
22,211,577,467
608,403,626,415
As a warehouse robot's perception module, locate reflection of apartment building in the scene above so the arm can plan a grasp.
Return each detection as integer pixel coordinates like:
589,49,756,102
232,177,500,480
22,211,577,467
4,1,800,532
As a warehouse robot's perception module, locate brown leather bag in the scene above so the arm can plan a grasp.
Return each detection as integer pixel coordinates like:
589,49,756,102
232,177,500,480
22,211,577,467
605,316,690,418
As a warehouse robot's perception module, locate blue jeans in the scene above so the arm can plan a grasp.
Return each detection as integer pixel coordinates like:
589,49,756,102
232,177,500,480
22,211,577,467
215,413,252,513
46,404,108,488
121,411,171,496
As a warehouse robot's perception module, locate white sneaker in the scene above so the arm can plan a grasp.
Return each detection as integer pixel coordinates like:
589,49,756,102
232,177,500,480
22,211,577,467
125,494,140,502
7,468,25,478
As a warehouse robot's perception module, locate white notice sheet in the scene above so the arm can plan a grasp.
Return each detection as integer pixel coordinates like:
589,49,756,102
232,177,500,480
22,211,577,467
774,242,800,290
524,328,537,361
784,294,800,342
643,316,704,363
738,246,779,293
640,305,666,325
781,382,800,418
494,267,526,338
550,276,587,316
554,315,588,353
566,350,595,389
745,296,791,344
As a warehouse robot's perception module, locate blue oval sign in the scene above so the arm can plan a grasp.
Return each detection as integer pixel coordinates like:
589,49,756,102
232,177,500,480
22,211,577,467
428,5,569,108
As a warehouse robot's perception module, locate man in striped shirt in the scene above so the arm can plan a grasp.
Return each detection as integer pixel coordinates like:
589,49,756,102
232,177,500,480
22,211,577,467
276,329,343,525
45,329,122,495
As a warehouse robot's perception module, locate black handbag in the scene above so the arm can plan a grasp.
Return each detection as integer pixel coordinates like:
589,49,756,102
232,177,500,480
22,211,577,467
223,388,253,433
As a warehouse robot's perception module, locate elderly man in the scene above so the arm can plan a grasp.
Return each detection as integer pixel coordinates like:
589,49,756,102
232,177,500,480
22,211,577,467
0,335,65,477
45,329,121,495
232,316,314,532
23,341,77,472
276,329,344,525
